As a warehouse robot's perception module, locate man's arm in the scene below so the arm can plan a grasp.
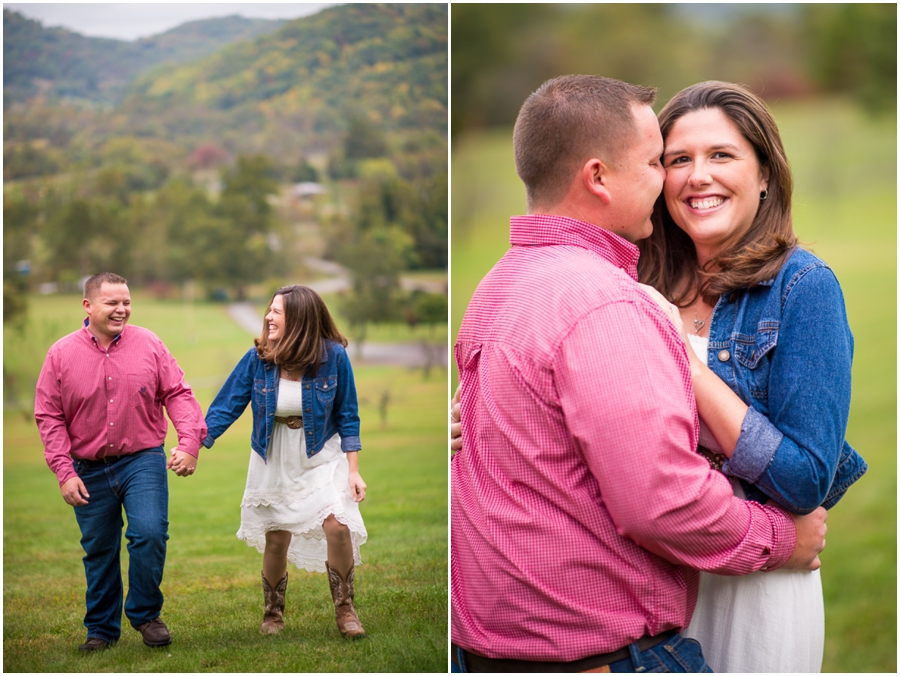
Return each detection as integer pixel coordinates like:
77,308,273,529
154,340,207,463
34,348,79,488
554,296,801,574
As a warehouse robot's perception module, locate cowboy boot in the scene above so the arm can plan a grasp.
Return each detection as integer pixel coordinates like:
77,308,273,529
326,561,366,639
260,570,288,634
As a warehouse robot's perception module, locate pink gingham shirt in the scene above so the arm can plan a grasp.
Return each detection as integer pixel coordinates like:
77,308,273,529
35,322,207,486
451,215,796,661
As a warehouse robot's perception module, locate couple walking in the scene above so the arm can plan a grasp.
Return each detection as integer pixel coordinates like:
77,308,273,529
450,76,866,672
35,273,368,651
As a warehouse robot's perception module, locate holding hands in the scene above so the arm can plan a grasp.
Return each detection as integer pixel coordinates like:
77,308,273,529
167,448,198,477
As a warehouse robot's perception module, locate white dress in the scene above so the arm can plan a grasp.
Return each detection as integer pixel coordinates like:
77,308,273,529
682,334,824,673
236,378,367,573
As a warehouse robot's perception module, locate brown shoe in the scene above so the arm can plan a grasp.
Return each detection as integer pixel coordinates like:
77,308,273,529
261,571,288,634
326,561,366,639
78,637,111,652
134,617,172,647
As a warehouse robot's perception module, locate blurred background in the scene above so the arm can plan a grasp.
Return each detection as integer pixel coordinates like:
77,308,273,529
451,4,895,673
4,4,447,671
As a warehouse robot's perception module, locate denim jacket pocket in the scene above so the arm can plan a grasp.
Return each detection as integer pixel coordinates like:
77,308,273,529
315,376,337,404
733,322,779,400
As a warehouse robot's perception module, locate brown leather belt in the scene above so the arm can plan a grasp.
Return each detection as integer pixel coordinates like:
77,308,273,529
457,630,677,673
274,415,303,429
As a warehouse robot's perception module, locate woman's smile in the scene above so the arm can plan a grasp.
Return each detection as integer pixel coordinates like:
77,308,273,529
662,107,769,264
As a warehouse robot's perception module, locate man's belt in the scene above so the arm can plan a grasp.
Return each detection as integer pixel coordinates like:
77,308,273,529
457,630,677,673
274,415,304,429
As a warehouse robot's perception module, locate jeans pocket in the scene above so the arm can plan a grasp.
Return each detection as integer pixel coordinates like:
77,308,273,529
662,636,712,673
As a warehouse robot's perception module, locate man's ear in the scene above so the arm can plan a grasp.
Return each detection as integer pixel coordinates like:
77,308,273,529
582,158,612,204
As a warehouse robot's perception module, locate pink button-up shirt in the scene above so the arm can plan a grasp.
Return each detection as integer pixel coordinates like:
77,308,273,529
452,214,796,661
35,323,207,486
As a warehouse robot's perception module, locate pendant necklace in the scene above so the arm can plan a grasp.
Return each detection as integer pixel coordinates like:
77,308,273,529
693,304,713,334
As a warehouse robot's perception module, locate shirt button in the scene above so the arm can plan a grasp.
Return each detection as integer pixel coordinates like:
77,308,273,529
108,377,113,380
110,399,113,403
717,349,731,362
109,422,114,426
306,385,310,389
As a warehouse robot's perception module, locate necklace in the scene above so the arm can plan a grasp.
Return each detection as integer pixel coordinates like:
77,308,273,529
693,304,713,334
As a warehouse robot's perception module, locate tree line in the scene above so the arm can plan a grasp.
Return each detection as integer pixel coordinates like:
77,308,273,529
452,3,896,136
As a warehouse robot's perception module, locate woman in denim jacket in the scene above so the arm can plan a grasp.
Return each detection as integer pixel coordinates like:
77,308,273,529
202,285,367,639
640,82,867,673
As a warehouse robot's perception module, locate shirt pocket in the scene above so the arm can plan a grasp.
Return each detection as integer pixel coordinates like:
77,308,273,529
315,376,337,405
732,322,779,402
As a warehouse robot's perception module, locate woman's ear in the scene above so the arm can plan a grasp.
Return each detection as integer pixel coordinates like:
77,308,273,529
582,158,612,204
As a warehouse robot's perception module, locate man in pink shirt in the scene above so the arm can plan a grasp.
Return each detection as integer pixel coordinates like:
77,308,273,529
450,76,828,672
35,272,206,652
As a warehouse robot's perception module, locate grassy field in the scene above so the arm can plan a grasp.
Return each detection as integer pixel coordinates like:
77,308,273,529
3,296,448,672
450,98,896,673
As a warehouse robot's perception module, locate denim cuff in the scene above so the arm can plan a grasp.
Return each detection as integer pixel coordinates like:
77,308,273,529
341,435,361,452
723,407,783,483
201,434,215,449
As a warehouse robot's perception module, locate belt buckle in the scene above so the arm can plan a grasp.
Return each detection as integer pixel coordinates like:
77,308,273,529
287,417,303,429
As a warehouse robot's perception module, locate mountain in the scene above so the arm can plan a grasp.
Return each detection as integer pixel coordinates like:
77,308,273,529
3,9,286,106
116,3,447,164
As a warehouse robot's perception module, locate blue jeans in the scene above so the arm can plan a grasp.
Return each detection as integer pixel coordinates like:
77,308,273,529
72,447,169,643
451,634,713,673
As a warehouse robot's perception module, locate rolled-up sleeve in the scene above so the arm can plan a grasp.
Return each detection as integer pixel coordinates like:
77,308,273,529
723,266,854,514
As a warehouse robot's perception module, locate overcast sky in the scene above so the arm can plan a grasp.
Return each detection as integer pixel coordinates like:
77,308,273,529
5,3,339,41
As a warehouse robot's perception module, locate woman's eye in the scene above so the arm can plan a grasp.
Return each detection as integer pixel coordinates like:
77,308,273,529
668,156,688,166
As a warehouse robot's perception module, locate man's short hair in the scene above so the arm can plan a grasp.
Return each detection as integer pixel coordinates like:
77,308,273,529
513,75,657,210
84,272,128,300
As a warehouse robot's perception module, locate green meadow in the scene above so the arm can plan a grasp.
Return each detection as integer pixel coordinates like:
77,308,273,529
4,296,447,672
451,99,896,673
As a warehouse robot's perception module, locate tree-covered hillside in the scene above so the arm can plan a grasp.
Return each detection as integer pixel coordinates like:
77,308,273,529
118,3,447,165
3,9,285,105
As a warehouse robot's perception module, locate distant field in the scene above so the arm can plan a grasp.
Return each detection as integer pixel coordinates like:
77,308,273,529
450,98,896,673
3,296,447,672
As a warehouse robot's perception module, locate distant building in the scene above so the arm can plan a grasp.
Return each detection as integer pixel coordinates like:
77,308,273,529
291,182,327,198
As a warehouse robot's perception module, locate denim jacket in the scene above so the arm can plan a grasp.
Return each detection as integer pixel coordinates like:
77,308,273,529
710,247,867,514
201,341,361,462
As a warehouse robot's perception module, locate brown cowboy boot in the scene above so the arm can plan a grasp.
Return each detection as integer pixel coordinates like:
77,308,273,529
260,571,288,634
326,561,366,639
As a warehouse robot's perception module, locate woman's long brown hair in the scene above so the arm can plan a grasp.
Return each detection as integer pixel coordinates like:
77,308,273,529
255,285,348,376
638,81,798,306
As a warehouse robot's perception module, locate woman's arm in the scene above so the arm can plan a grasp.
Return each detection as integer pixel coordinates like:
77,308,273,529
346,452,366,502
202,348,257,448
332,346,361,452
723,267,854,513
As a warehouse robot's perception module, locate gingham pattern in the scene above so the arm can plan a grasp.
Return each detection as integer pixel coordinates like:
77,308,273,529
35,324,207,486
451,214,795,661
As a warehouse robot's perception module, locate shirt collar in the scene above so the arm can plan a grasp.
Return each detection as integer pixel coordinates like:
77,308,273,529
509,214,641,280
82,318,124,345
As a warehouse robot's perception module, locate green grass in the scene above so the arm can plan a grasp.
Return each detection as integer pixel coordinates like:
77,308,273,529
4,297,448,672
450,98,896,673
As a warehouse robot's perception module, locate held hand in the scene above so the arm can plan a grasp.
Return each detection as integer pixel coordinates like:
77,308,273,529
450,383,462,453
783,506,828,571
348,471,367,502
167,449,198,477
61,476,90,506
